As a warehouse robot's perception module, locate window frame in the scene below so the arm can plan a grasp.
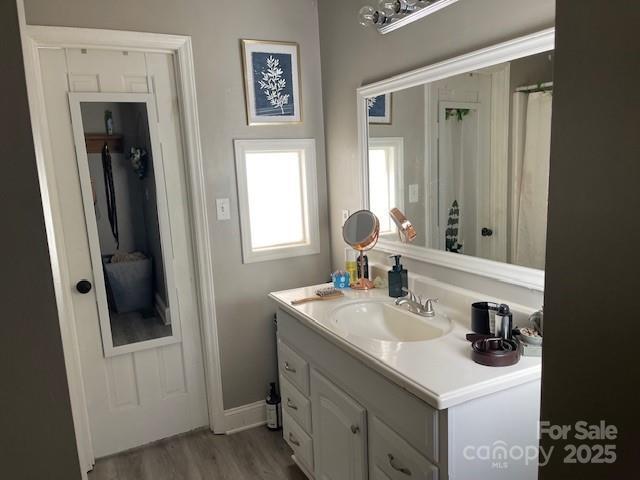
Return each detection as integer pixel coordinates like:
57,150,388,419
368,137,405,235
234,138,320,263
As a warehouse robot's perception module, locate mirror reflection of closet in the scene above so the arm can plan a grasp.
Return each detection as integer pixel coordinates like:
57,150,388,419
81,102,172,347
366,50,553,270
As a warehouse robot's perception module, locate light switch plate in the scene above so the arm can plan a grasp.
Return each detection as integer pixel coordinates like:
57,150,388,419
216,198,231,220
409,184,419,203
342,210,350,225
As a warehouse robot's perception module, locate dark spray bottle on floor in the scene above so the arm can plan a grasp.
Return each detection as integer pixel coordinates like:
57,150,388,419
266,382,282,431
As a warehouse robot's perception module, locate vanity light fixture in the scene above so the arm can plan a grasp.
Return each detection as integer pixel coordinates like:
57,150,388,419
358,0,459,34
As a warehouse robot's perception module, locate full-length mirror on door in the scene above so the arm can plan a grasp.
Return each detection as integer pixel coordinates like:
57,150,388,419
362,37,553,276
69,93,182,356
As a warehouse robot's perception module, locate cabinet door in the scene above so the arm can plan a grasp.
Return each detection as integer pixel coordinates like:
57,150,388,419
311,369,367,480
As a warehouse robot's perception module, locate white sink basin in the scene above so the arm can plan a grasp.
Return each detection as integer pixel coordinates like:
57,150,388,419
330,300,452,342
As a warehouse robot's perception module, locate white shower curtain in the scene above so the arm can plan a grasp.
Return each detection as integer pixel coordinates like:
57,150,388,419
513,91,552,269
440,110,478,254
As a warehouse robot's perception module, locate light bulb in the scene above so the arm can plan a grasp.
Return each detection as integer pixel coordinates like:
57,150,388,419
359,5,392,27
358,5,378,27
377,0,400,15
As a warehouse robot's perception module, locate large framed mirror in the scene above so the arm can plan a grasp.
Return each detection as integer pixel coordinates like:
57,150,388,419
357,29,554,290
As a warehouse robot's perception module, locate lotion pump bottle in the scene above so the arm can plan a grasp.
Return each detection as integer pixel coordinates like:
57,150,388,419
388,255,408,298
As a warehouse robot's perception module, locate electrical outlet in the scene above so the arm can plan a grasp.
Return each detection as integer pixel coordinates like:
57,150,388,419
216,198,231,221
342,209,350,225
409,184,419,203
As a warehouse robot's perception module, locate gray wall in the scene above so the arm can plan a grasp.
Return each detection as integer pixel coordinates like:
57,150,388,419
369,85,426,247
509,51,554,93
25,0,330,409
540,1,638,477
83,103,145,255
0,1,81,478
318,0,555,306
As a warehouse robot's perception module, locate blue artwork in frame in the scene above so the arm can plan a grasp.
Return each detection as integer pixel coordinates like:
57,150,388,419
242,40,302,125
252,52,294,117
367,93,392,124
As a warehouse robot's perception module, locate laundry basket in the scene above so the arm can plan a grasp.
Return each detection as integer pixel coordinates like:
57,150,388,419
103,257,153,314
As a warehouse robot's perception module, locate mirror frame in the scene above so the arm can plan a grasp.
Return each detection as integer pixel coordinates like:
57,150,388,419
357,28,555,291
69,92,183,357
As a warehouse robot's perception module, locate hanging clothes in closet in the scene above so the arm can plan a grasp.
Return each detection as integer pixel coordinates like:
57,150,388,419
101,142,119,249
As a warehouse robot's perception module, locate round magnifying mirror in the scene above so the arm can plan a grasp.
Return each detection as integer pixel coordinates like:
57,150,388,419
342,210,379,290
343,210,379,250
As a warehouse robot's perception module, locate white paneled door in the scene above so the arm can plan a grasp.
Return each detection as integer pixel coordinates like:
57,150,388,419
38,47,208,459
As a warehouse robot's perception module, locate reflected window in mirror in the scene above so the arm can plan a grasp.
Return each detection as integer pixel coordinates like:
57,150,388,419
366,50,554,271
368,137,403,236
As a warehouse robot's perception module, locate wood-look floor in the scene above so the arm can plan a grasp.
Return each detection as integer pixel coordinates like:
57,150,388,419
110,311,172,347
88,427,307,480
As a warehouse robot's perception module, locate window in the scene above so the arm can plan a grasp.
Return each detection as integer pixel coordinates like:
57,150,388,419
368,137,404,234
235,139,320,263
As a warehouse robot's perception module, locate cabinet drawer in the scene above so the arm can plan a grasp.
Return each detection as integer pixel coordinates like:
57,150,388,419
370,416,438,480
278,340,310,395
283,411,314,471
280,375,312,433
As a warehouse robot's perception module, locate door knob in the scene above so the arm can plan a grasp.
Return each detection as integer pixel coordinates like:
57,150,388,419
481,227,493,237
76,279,92,294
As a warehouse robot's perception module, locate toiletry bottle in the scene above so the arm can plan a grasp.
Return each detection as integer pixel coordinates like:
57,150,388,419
495,304,513,339
357,254,369,280
388,255,408,298
345,248,357,286
266,382,281,431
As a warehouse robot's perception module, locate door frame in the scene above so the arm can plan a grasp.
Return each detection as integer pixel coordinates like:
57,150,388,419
16,2,226,476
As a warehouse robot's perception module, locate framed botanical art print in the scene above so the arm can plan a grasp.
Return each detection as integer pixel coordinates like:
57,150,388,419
242,40,302,125
367,93,392,124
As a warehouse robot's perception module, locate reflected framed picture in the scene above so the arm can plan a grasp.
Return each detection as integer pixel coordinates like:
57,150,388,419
241,39,302,125
367,93,392,124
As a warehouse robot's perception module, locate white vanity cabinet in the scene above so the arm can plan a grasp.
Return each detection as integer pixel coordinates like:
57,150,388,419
276,306,541,480
311,369,368,480
369,416,439,480
277,307,441,480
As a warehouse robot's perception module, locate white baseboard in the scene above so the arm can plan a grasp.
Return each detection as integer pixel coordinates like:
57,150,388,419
224,400,267,434
155,292,171,326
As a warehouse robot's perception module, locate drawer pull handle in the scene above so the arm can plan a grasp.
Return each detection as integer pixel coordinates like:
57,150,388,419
388,454,412,476
288,432,300,446
283,361,297,373
350,424,360,434
286,398,298,410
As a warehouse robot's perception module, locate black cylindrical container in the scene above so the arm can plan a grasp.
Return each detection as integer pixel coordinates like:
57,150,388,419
471,302,499,335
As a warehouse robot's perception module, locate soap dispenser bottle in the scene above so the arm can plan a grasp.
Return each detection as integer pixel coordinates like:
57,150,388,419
388,255,408,298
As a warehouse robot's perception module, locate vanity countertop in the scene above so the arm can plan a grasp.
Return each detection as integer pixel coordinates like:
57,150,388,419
270,284,541,410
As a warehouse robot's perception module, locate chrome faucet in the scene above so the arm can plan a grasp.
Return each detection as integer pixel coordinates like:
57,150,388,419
395,288,438,317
